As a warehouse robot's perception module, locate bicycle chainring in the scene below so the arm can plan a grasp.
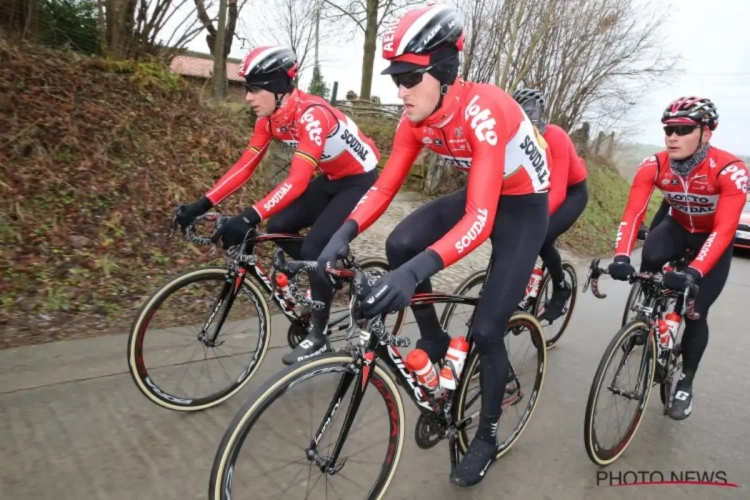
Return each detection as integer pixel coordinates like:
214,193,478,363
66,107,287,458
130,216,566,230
415,411,447,450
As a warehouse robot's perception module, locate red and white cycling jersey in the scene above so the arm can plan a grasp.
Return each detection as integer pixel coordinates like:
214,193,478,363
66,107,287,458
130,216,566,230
543,124,587,215
205,89,380,220
615,147,749,275
348,79,551,268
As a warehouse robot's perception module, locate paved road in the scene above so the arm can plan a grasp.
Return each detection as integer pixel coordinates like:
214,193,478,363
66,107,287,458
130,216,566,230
1,249,749,499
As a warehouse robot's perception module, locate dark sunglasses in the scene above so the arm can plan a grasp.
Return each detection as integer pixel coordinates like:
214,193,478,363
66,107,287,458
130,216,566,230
391,64,436,89
663,125,699,137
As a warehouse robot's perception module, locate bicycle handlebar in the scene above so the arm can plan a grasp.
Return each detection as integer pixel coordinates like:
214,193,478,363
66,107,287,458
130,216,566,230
582,258,700,320
170,211,255,262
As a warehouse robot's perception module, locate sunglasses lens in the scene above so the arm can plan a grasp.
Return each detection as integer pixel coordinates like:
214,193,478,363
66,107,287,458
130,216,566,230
664,125,697,136
392,72,423,89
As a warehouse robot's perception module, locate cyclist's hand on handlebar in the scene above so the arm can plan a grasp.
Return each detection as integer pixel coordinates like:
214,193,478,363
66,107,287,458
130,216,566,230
361,266,417,318
210,208,260,249
608,256,635,281
175,196,213,233
663,267,700,291
317,221,357,283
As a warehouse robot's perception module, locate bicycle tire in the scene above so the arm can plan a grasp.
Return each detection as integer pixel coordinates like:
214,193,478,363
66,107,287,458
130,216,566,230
621,281,644,327
439,269,486,328
285,256,407,348
453,312,547,459
127,266,271,411
583,320,656,466
535,261,578,348
209,352,405,500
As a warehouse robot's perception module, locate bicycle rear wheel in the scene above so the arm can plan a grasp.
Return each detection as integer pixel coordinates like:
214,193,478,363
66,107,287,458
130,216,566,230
583,320,656,466
127,266,271,411
534,261,578,348
209,352,405,500
453,312,546,459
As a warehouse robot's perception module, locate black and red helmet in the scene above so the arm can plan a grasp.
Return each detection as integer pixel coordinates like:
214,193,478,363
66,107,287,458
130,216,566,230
239,45,298,88
380,4,464,75
661,96,719,131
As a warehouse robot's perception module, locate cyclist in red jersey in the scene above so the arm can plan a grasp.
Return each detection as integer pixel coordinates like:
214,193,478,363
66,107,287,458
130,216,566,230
317,4,550,486
513,88,589,320
607,96,748,420
174,46,381,366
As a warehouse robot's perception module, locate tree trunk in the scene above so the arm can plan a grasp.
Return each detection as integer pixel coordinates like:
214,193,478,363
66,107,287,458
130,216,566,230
358,0,378,101
213,0,228,101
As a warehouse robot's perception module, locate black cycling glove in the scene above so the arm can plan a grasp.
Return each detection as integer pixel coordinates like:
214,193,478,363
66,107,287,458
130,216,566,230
175,196,213,232
361,251,443,318
663,267,700,291
608,255,635,281
210,207,260,249
317,220,358,282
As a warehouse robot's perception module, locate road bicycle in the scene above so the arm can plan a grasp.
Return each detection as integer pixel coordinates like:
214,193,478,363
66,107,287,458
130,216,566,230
449,258,578,349
208,253,547,499
126,212,404,412
620,228,695,326
581,258,699,466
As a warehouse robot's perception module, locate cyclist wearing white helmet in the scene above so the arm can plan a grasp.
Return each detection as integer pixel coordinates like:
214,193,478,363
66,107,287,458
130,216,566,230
318,4,550,486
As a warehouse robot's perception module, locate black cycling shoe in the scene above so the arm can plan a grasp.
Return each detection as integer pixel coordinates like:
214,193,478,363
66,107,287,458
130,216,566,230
282,326,330,366
415,331,451,365
541,282,571,321
449,436,498,487
669,379,693,420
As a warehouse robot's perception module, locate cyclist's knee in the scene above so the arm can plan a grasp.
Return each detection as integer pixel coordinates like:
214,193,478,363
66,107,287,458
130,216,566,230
385,230,419,266
299,239,324,262
471,312,513,354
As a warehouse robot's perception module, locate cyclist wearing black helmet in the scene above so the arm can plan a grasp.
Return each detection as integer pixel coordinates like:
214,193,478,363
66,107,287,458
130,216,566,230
175,45,382,366
513,88,589,320
609,96,748,419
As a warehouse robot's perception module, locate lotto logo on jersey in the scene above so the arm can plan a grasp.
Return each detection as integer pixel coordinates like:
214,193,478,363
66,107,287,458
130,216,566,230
300,109,323,146
720,163,748,193
464,95,497,146
455,208,488,254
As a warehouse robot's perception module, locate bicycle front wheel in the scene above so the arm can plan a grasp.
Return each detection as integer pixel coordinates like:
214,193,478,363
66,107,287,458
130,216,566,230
127,266,271,411
583,320,656,466
209,352,405,500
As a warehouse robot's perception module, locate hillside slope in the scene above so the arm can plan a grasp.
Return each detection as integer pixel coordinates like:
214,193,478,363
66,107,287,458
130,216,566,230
0,38,260,346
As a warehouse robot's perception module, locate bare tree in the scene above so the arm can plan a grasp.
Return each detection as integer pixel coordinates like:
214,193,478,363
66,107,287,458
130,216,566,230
134,0,203,59
238,0,329,82
455,0,678,132
320,0,424,100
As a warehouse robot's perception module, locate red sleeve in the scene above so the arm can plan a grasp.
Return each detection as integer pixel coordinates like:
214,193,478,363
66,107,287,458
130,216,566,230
427,95,509,268
690,161,749,275
205,118,273,205
614,156,658,257
544,127,570,215
252,105,334,220
347,117,422,233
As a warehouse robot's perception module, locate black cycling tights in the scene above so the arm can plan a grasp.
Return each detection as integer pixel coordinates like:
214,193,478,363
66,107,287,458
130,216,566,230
539,179,588,284
386,189,549,436
267,170,377,322
640,215,733,383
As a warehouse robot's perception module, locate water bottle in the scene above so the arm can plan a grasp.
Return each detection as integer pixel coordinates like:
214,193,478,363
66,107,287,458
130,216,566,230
528,266,544,299
275,273,292,301
664,311,680,345
405,349,440,393
439,337,470,390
